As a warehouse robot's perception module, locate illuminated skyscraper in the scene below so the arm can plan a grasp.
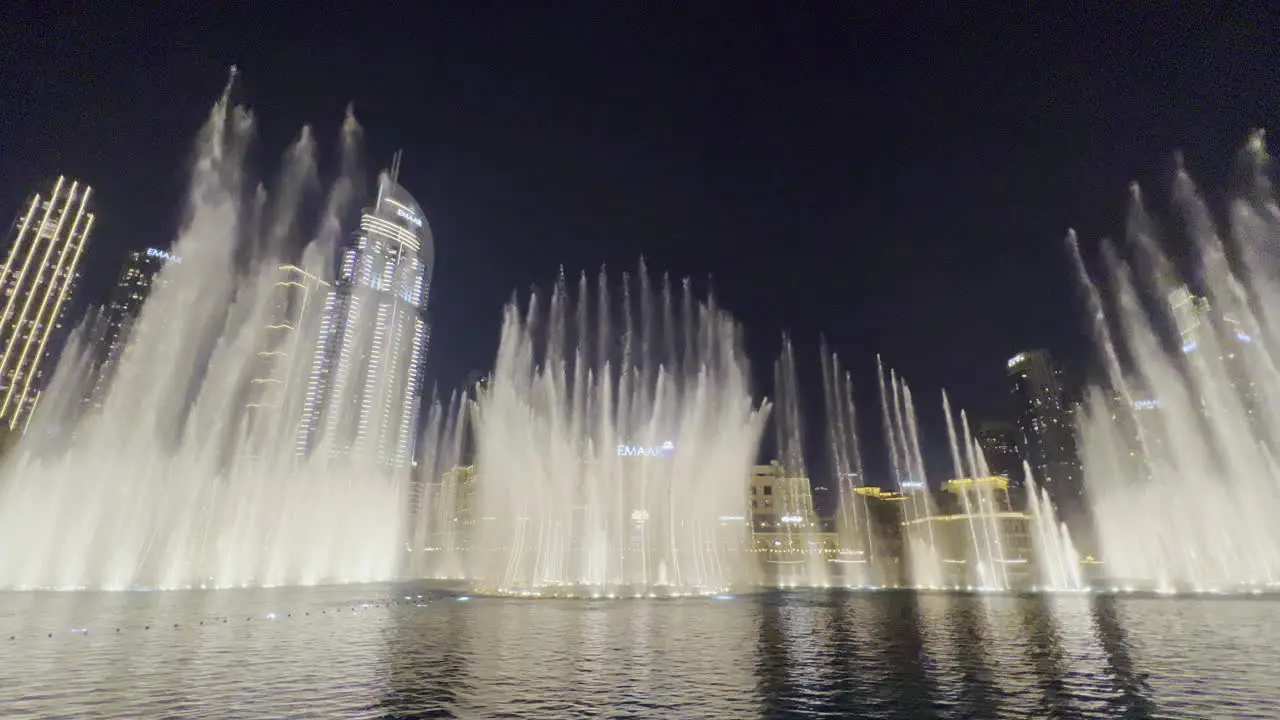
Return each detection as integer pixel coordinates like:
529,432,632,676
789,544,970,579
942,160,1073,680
1168,284,1259,416
1104,394,1164,483
974,421,1022,485
243,263,331,458
296,154,433,468
249,264,332,409
1006,349,1083,521
90,247,177,406
0,177,95,431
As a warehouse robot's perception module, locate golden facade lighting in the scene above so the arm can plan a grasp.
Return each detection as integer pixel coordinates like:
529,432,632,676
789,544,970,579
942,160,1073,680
0,177,94,430
244,264,331,411
942,476,1011,494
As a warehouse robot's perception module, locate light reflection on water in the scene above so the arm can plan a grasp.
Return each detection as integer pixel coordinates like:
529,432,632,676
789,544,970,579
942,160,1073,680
0,586,1276,719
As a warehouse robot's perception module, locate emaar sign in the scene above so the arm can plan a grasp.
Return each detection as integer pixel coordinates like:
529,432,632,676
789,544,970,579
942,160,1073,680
396,208,424,228
617,441,675,458
146,247,181,263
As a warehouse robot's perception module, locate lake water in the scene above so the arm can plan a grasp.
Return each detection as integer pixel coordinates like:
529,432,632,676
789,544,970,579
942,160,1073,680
1,585,1275,718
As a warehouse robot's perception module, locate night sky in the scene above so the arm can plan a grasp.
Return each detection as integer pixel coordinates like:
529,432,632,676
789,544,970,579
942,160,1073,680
1,5,1278,486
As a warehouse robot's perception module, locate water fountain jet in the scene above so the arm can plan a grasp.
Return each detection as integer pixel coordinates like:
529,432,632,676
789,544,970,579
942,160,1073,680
0,79,417,590
1077,131,1280,593
458,265,769,596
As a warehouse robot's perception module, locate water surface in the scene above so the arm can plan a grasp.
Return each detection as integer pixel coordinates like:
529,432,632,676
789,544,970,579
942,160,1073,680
0,586,1274,718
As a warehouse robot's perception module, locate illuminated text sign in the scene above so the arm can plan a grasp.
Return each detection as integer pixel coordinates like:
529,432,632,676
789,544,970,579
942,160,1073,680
146,247,181,263
396,208,424,227
617,440,675,457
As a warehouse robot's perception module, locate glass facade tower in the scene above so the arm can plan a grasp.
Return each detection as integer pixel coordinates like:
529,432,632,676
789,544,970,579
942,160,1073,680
296,160,433,469
1006,349,1083,521
89,247,175,407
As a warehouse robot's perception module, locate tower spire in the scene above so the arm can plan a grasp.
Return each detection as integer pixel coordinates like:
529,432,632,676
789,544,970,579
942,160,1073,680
391,149,403,183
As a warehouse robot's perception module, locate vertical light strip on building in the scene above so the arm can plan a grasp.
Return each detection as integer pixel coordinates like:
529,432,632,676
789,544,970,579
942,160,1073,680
0,180,74,414
0,177,95,429
0,178,64,354
21,212,93,424
0,194,43,321
14,190,92,419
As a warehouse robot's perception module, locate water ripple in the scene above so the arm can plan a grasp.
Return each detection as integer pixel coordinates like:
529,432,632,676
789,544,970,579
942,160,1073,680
0,586,1276,718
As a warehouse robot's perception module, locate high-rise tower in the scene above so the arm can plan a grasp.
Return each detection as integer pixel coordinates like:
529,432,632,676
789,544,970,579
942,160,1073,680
1168,284,1259,417
0,177,95,431
297,154,433,468
1006,349,1083,520
974,421,1022,485
242,263,331,458
89,247,177,407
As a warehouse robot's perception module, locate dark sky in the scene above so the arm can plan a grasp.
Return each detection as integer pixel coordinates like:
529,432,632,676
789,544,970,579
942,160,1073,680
1,4,1278,485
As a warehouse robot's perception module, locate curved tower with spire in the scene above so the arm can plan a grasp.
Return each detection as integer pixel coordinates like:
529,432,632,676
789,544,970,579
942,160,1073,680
297,152,433,468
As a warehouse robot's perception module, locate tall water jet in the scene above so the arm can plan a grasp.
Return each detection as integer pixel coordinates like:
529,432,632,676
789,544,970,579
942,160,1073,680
877,358,944,588
940,394,1014,590
768,336,828,587
819,341,882,586
1075,131,1280,592
409,390,470,579
1025,465,1084,591
0,76,419,590
469,265,769,596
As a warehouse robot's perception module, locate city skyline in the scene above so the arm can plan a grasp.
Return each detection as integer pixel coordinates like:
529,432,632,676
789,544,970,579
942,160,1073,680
1,7,1277,495
47,151,438,473
0,149,1266,508
6,6,1275,429
0,151,1255,497
1,10,1278,718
